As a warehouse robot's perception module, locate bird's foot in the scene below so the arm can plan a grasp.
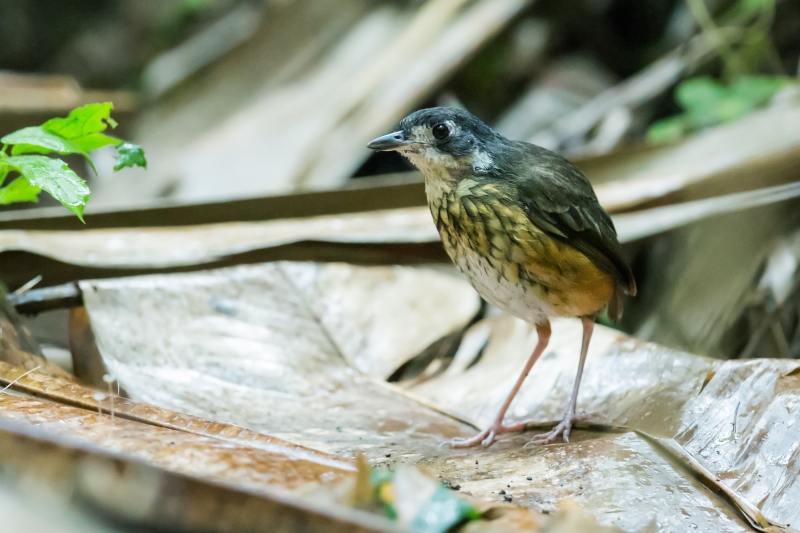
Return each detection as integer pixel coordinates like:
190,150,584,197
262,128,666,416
525,412,588,446
446,421,525,449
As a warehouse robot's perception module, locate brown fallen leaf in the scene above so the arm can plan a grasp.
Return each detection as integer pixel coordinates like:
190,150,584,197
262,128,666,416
0,359,353,472
0,208,438,269
0,295,73,380
0,388,354,492
535,500,633,533
460,505,545,533
71,261,780,533
79,262,476,459
0,416,393,533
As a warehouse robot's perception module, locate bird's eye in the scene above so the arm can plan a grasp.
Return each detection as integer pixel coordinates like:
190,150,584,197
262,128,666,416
432,123,450,140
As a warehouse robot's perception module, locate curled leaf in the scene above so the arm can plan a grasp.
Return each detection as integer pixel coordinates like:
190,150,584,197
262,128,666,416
114,142,147,171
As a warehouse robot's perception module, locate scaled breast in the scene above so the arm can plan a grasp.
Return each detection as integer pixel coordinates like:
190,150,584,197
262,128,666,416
424,178,615,321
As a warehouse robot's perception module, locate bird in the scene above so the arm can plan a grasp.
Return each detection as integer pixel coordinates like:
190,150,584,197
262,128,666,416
367,107,636,448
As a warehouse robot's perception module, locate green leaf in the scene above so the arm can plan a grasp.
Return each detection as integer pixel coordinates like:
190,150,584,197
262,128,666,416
1,126,102,174
73,133,120,153
730,76,792,106
738,0,774,17
670,76,796,133
647,117,688,144
114,142,147,171
676,77,728,127
0,177,41,205
0,161,10,186
7,155,90,222
41,103,122,158
2,126,87,156
42,102,117,147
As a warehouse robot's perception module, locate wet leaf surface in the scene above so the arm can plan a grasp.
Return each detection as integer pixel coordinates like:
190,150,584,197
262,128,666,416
79,262,477,459
0,416,397,533
1,245,797,531
410,317,719,437
0,393,353,492
0,360,351,471
67,262,800,532
673,359,800,530
6,155,90,221
428,431,749,533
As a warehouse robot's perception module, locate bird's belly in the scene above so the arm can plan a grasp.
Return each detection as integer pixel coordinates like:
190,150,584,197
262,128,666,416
427,183,615,321
452,246,553,324
439,226,614,322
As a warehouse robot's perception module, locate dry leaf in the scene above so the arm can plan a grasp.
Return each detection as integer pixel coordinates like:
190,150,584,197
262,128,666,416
0,208,437,269
411,317,717,436
80,262,476,458
72,261,792,532
614,181,800,243
0,295,73,380
0,416,393,533
589,102,800,211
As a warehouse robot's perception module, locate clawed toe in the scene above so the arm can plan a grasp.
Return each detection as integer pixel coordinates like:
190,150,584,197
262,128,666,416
525,418,574,447
445,422,524,449
447,428,497,449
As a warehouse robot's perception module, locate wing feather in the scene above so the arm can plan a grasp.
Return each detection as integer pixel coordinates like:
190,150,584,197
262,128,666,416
495,142,637,302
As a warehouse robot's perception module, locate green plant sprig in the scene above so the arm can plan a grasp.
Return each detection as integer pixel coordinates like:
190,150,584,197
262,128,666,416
0,103,146,222
647,76,795,143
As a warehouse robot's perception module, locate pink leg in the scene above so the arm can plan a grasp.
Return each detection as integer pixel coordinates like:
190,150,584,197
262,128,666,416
448,321,551,449
528,316,594,445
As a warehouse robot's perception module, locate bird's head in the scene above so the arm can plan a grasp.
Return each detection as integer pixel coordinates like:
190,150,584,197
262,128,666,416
367,107,501,178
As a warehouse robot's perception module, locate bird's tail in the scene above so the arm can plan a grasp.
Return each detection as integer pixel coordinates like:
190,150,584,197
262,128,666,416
607,286,626,322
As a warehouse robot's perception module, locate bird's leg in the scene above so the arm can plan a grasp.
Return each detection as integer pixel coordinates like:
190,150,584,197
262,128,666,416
528,316,594,445
448,321,551,449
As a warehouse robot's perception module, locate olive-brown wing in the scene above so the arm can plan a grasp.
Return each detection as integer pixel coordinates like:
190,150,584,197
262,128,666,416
500,142,636,298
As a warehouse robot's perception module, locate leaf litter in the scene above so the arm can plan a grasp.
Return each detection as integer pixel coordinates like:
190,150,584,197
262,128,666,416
7,259,783,532
78,262,477,459
5,105,800,527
